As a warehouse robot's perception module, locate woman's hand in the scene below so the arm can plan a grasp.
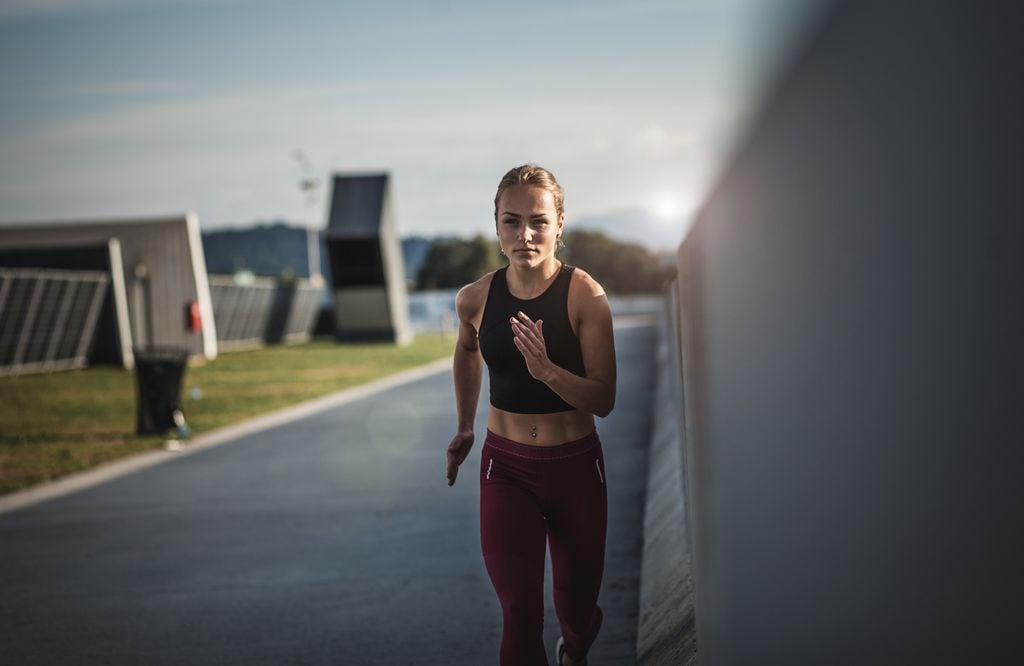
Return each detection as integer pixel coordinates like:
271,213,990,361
446,430,474,486
511,311,554,383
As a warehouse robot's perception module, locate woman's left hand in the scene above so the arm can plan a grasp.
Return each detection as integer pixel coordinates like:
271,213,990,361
511,311,554,383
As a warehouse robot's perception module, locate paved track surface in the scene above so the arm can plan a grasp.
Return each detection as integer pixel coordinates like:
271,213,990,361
0,324,655,665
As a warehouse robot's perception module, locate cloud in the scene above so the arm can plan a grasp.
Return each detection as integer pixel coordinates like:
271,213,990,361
50,79,193,97
0,0,125,19
0,0,225,20
2,72,737,233
629,123,698,156
571,207,689,251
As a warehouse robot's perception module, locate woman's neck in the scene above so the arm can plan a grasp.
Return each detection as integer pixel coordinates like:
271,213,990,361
506,258,562,299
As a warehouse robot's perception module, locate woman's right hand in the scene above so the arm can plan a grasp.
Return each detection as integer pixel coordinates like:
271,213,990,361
446,430,475,486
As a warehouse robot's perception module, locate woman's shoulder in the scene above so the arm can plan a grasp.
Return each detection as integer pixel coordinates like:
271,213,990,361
455,269,502,318
567,265,607,299
566,266,611,328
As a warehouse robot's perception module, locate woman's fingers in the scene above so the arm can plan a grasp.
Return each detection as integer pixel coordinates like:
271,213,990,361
513,325,542,356
511,314,544,349
511,313,549,381
514,311,541,334
514,338,535,362
511,316,536,336
446,434,473,485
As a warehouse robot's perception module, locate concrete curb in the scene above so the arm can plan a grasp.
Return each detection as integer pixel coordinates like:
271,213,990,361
0,356,452,515
636,297,697,665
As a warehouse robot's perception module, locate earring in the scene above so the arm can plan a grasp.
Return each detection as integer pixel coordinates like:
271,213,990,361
556,234,565,250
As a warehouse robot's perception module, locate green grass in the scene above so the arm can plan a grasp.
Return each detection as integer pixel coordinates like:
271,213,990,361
0,335,455,495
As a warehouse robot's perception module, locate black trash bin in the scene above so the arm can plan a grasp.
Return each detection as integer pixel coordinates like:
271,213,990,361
134,346,190,437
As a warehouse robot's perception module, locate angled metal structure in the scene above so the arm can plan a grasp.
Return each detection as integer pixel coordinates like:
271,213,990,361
325,173,412,344
0,213,217,370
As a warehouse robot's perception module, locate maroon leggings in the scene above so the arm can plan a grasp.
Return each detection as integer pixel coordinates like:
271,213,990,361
480,429,608,665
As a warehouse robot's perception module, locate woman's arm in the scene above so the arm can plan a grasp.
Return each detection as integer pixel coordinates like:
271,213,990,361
446,282,485,486
511,271,616,417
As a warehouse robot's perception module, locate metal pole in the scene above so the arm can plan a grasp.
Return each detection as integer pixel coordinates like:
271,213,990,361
294,149,323,287
307,226,322,285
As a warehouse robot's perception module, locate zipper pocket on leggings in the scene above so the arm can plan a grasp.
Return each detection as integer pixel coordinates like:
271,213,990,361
486,457,494,480
595,459,604,484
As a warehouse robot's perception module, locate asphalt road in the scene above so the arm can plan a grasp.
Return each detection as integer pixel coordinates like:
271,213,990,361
0,323,656,665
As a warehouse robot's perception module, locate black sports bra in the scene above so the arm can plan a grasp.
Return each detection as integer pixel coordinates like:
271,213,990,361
478,264,587,413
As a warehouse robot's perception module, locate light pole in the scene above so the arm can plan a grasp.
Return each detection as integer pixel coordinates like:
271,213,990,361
293,149,324,287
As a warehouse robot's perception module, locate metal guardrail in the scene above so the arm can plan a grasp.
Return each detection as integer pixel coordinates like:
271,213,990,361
0,268,109,376
208,275,322,350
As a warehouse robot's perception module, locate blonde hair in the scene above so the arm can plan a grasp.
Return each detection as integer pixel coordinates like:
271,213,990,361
493,164,565,220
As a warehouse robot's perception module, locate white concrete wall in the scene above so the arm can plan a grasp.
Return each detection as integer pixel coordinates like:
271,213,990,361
673,1,1022,663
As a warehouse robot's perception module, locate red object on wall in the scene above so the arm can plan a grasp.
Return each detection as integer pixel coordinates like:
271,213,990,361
187,300,202,332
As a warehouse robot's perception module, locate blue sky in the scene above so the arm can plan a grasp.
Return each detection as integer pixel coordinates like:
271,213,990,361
0,0,818,248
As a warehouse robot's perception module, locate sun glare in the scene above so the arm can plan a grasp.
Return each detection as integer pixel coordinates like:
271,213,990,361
650,191,693,221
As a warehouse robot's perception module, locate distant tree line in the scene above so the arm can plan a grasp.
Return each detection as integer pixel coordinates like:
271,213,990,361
200,223,676,293
560,229,677,294
415,235,504,290
415,230,675,294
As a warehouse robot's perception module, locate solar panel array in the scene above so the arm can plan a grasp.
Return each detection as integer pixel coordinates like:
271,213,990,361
208,275,321,350
0,269,109,375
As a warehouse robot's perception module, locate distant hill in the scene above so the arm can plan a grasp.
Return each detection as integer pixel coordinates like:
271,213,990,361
202,223,314,277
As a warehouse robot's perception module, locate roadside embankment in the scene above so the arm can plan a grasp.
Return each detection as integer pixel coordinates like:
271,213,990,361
636,292,697,666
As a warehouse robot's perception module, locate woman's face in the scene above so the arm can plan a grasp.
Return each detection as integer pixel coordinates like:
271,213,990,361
496,185,564,269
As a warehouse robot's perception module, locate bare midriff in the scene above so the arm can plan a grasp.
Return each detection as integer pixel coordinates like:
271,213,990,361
487,406,596,447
